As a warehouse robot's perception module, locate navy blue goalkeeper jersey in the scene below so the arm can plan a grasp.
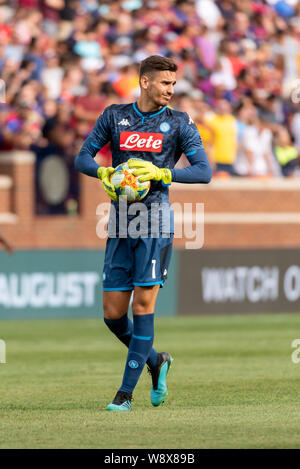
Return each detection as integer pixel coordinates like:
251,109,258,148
75,102,212,236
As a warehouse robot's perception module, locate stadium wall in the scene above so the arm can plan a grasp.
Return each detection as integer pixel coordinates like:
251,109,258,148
178,248,300,315
1,151,300,249
0,250,177,319
0,151,300,318
1,248,300,319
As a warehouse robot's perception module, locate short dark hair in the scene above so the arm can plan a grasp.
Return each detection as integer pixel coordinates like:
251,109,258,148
139,55,177,80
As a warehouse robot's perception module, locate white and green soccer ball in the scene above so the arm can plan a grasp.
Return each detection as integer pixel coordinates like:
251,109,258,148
110,158,151,203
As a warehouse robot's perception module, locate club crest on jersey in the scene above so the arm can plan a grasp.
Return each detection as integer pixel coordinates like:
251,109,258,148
160,122,170,133
120,132,163,152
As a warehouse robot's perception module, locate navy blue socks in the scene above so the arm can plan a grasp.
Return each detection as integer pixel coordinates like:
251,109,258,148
104,313,158,368
119,313,155,393
104,314,132,347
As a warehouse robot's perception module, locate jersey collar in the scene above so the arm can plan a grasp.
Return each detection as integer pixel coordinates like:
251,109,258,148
133,102,167,119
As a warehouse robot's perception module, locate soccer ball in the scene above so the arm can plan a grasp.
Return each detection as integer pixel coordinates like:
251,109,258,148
110,159,151,203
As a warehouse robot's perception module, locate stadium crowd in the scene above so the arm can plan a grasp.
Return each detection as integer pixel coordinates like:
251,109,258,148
1,0,300,211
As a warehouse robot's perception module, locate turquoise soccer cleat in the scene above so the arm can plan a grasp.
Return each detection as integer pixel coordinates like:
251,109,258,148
148,352,173,407
105,391,132,411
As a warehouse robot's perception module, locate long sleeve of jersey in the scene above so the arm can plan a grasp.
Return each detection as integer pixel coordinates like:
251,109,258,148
74,107,111,178
171,113,212,184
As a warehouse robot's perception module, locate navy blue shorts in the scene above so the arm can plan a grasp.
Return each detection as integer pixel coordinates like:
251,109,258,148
102,235,173,291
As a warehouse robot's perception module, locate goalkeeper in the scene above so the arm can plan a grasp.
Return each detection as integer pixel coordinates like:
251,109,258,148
75,55,212,411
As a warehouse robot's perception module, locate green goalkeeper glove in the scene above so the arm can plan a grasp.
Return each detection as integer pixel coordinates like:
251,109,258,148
127,159,172,185
97,166,118,202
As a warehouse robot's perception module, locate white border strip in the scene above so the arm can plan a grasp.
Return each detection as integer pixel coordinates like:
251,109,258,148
174,212,300,224
171,178,300,191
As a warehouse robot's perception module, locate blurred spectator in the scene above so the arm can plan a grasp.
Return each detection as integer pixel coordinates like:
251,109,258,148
237,110,279,177
195,0,223,29
204,99,238,176
233,100,256,176
41,50,64,99
194,100,214,165
274,126,299,176
112,64,140,100
290,109,300,152
73,71,106,123
40,0,64,37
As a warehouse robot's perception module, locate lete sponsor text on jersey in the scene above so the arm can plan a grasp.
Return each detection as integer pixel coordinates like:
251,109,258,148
120,132,163,152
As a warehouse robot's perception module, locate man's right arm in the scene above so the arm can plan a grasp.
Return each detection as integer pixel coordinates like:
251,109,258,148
74,107,112,178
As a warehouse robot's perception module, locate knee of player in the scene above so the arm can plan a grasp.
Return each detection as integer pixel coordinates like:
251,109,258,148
103,301,121,320
132,301,153,316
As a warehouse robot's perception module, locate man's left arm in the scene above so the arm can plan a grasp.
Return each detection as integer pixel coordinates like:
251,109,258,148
171,113,212,184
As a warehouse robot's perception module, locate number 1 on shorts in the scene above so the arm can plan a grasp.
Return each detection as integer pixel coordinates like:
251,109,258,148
152,259,156,279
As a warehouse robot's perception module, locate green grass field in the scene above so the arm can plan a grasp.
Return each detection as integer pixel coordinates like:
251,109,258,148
1,313,300,449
